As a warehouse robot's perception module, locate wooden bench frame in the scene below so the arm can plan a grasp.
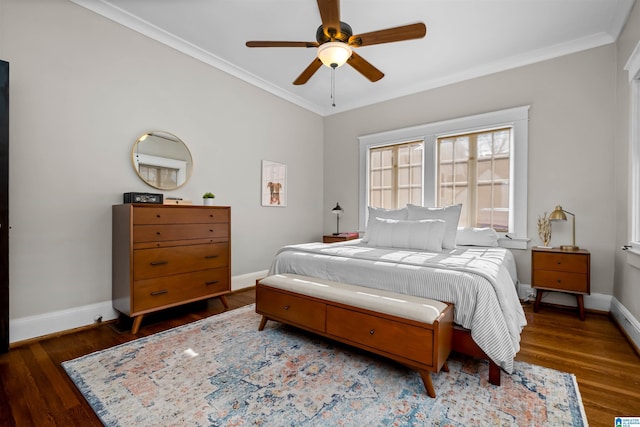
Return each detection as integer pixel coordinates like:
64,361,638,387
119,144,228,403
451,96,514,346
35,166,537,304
255,278,454,398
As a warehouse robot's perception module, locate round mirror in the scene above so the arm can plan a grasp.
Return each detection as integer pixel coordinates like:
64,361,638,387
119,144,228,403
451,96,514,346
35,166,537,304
132,131,193,190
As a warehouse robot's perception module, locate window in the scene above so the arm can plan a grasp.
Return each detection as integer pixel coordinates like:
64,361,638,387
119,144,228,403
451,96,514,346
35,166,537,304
369,141,423,209
625,41,640,252
437,128,511,231
359,106,529,249
139,164,179,189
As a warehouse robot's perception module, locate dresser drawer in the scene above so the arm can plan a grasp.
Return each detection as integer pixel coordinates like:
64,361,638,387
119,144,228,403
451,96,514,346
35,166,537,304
133,207,229,225
533,252,588,274
133,243,229,280
326,305,434,366
532,270,589,293
132,268,229,312
256,286,326,332
133,223,229,243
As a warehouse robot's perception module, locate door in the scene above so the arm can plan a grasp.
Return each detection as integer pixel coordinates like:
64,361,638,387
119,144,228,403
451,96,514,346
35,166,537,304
0,60,8,353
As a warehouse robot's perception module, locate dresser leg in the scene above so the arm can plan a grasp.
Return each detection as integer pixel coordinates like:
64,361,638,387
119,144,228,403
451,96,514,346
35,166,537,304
219,294,229,309
131,315,143,334
576,295,586,321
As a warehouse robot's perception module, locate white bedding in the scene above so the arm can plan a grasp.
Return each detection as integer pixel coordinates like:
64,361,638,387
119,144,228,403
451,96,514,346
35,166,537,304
267,239,527,373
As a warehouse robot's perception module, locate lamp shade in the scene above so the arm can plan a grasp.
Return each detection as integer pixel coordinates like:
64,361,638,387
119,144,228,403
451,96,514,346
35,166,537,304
549,205,567,221
332,202,343,214
317,42,352,68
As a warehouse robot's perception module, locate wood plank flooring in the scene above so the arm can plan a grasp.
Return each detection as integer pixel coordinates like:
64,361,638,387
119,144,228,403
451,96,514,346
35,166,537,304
0,289,638,427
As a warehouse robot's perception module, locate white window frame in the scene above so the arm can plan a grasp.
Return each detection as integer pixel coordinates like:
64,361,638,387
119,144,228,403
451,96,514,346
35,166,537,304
359,106,530,249
625,41,640,259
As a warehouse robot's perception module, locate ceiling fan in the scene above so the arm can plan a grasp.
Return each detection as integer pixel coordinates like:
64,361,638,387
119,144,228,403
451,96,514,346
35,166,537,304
245,0,427,85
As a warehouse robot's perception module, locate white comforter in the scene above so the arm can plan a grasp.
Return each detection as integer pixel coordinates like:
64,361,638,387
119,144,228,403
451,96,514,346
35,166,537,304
267,240,527,373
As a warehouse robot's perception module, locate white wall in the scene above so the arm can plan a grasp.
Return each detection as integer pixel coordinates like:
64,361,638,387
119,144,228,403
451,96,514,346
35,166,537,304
323,45,617,297
0,0,324,334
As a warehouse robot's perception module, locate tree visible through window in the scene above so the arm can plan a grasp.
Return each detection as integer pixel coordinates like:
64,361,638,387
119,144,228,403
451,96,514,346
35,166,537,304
369,141,423,209
437,128,511,231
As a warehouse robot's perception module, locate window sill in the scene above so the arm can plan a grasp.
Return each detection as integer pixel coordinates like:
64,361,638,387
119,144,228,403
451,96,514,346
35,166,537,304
626,244,640,270
498,237,529,250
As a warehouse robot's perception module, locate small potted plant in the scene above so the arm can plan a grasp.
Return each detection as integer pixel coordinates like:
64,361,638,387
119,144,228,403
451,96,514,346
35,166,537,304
202,192,215,206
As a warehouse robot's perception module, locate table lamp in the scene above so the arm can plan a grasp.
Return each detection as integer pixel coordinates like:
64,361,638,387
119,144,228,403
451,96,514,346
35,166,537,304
332,203,343,235
549,205,579,251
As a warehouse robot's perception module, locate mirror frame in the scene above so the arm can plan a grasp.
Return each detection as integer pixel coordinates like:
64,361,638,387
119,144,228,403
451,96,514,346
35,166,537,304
131,131,193,190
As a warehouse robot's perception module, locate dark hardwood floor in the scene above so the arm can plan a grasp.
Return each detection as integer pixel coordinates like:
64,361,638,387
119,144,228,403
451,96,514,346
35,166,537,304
0,289,638,427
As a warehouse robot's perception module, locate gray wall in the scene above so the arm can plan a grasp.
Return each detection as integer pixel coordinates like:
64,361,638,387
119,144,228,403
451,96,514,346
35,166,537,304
323,45,618,296
0,0,324,320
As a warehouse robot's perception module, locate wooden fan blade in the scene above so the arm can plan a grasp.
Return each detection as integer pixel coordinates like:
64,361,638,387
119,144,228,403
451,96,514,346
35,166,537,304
246,41,318,48
347,51,384,82
349,22,426,47
317,0,340,38
293,58,323,85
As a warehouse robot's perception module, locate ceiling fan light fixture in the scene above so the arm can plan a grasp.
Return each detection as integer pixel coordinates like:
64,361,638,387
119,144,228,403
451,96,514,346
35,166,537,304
317,42,352,68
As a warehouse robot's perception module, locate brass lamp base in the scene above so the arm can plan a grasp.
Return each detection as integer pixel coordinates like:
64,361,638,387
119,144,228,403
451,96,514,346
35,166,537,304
559,245,580,251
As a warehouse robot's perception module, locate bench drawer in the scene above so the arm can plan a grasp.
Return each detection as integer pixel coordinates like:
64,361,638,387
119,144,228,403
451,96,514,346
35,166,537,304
256,286,326,333
326,305,435,366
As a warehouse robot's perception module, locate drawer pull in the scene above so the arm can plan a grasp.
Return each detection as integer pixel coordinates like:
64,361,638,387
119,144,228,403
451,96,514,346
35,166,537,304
205,255,218,259
156,231,161,236
150,289,168,296
370,329,375,335
283,305,290,310
150,260,168,266
205,280,219,286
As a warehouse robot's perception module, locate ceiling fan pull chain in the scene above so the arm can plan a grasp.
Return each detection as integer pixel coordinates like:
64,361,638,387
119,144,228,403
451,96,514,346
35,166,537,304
331,64,336,107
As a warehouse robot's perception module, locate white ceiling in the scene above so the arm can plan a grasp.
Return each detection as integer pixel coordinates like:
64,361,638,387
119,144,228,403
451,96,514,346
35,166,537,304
72,0,636,116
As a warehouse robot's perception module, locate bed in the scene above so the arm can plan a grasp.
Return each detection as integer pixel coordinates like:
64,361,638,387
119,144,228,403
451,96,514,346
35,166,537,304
265,204,527,378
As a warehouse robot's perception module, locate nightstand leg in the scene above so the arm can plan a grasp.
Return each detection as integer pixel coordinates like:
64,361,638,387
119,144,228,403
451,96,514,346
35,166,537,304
533,289,543,313
576,295,586,321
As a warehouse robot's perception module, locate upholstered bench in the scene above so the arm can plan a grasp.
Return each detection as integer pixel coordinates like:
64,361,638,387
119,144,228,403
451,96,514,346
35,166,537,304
256,273,454,398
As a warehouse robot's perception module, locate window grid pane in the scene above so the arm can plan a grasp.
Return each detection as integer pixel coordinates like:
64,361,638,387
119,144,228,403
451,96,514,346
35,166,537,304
369,141,423,209
437,127,511,231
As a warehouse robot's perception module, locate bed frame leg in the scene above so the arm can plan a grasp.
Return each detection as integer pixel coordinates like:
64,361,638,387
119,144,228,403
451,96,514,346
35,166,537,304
488,360,501,386
258,315,268,331
418,370,436,398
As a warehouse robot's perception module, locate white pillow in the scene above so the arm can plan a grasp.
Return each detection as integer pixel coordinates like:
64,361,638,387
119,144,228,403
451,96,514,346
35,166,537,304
361,206,408,243
456,227,499,247
366,218,446,252
406,204,462,250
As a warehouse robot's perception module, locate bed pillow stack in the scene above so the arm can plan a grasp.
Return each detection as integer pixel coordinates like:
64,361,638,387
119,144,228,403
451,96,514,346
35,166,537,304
363,204,463,251
361,206,408,243
366,218,447,252
406,204,462,250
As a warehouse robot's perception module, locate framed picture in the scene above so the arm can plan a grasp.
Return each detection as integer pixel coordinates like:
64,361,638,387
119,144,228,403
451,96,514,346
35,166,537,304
262,160,287,207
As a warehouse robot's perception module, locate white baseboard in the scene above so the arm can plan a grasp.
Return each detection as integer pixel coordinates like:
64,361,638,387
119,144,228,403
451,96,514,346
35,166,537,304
610,297,640,351
231,270,268,291
10,270,269,344
10,301,120,344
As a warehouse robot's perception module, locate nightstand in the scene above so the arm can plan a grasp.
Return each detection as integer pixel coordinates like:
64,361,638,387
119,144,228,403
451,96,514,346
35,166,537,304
531,247,590,320
323,233,359,243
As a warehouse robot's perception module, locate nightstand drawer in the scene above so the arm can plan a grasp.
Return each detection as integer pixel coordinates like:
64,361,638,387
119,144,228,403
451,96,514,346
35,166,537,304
533,252,588,273
532,270,589,293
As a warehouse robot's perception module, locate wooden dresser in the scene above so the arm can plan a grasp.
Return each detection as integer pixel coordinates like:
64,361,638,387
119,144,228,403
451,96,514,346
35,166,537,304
112,204,231,333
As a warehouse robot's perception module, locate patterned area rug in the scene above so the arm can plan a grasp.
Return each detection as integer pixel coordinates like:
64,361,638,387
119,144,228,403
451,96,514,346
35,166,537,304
63,305,588,426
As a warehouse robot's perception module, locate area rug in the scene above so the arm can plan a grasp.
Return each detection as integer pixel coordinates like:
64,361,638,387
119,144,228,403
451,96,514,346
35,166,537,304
63,305,588,426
